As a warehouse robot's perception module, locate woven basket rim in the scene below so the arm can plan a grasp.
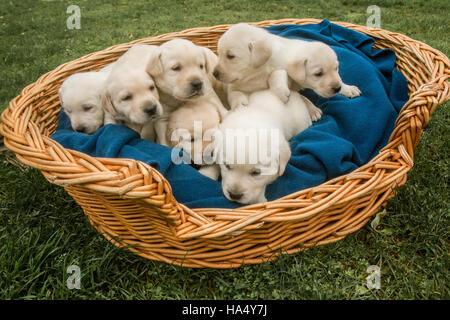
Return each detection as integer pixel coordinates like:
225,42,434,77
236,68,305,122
2,18,449,210
1,19,449,267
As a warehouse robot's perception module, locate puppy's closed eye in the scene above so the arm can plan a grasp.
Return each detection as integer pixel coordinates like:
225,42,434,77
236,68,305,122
122,94,132,101
172,64,181,71
149,85,155,91
314,70,323,77
82,105,94,112
226,53,235,60
250,168,261,176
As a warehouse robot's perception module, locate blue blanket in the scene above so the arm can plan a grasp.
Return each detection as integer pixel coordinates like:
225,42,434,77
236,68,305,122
51,20,409,209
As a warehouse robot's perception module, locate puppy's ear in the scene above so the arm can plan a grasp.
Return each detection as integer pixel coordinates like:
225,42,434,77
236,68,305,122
248,38,272,69
146,47,163,77
286,58,307,84
277,138,291,177
101,89,117,117
202,47,218,75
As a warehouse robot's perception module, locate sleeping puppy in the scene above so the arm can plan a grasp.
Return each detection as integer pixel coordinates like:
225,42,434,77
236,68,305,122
285,41,361,98
213,23,291,109
103,44,163,141
214,90,321,204
166,101,223,180
146,38,228,146
59,68,111,134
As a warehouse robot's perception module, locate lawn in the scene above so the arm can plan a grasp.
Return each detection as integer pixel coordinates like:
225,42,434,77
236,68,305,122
0,0,448,300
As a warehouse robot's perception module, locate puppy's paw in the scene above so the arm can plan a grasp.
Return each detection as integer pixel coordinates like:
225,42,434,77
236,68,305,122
273,86,291,104
341,85,361,98
309,106,323,122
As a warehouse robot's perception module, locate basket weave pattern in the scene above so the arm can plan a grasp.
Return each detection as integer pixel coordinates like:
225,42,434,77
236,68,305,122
1,19,449,268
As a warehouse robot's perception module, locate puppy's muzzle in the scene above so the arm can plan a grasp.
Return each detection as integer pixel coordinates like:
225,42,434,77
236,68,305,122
190,79,203,93
332,85,341,94
227,190,243,201
143,103,158,117
213,69,220,80
75,125,87,134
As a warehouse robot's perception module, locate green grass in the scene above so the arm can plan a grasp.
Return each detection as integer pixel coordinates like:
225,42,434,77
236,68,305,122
0,0,448,300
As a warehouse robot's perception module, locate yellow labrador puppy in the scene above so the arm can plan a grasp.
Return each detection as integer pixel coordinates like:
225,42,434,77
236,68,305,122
285,41,361,98
214,90,321,204
214,23,360,110
58,66,112,134
102,44,163,141
146,39,228,146
166,101,223,180
213,23,291,109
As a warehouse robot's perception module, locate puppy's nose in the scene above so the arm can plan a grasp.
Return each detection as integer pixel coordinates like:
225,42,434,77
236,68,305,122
213,69,220,79
332,85,342,94
75,126,87,133
228,190,243,201
143,103,157,116
191,79,203,91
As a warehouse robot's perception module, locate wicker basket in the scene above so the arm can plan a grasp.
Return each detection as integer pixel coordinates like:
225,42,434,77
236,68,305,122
1,19,448,268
